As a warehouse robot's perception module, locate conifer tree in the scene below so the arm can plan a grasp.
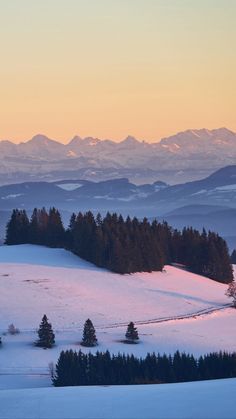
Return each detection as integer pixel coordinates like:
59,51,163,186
81,319,98,347
231,249,236,264
29,208,40,244
125,322,139,343
5,209,29,244
36,314,55,349
46,207,65,247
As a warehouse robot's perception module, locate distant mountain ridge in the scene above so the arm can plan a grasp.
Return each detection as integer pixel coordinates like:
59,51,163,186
1,165,236,247
0,128,236,185
0,164,235,213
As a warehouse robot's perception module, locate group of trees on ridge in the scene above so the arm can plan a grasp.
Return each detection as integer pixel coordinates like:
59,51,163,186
53,349,236,387
5,207,233,283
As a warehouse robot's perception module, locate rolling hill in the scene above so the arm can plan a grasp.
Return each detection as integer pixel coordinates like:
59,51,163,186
0,245,235,390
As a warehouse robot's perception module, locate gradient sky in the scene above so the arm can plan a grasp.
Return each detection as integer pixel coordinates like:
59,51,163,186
0,0,235,143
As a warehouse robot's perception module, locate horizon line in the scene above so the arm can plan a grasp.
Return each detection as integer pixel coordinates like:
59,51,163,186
0,126,235,146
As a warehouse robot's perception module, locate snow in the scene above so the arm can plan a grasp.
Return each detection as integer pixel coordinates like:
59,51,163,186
1,194,24,200
191,189,207,196
56,183,83,191
0,245,235,391
215,184,236,191
0,379,235,419
0,245,231,330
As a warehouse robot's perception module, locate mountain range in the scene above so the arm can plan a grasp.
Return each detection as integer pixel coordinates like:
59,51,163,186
0,127,236,185
0,164,236,212
1,165,236,249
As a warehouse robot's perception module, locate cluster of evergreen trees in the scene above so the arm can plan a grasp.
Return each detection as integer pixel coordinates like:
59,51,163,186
5,208,233,283
53,349,236,387
5,208,64,248
34,316,138,349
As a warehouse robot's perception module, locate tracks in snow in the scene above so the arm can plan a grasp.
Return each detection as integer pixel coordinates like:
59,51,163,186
4,304,233,334
97,304,233,330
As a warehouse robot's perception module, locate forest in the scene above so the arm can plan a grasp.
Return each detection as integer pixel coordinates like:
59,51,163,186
5,207,233,283
53,349,236,387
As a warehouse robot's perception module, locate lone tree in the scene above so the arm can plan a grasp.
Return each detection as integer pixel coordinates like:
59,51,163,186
226,281,236,308
125,322,139,343
81,319,98,347
8,324,20,335
231,250,236,264
36,315,55,349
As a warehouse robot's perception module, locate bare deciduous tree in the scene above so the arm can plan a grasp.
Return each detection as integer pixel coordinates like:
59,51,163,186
226,281,236,307
8,324,20,335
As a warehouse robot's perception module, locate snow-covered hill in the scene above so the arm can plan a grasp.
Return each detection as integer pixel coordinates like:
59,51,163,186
1,379,235,419
0,245,235,390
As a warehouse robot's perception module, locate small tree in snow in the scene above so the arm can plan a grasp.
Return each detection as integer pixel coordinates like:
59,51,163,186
81,319,98,347
8,324,20,335
48,361,55,380
125,322,139,343
226,281,236,308
36,315,55,349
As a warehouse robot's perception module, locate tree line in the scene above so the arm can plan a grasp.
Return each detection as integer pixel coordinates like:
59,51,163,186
5,208,233,283
52,349,236,387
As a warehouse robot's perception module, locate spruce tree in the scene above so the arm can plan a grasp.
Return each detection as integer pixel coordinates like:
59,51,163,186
81,319,98,347
231,249,236,264
46,207,65,247
125,322,139,343
36,314,55,349
5,209,29,244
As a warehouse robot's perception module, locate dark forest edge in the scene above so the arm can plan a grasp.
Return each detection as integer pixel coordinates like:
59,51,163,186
52,349,236,387
5,207,233,283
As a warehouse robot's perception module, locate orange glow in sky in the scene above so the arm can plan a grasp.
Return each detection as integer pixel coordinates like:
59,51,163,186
0,0,235,143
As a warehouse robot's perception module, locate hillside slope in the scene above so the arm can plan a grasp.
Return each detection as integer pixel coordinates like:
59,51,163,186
1,379,235,419
0,244,230,330
0,245,235,390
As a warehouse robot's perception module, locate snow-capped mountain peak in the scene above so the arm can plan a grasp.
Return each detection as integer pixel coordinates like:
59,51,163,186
0,128,235,184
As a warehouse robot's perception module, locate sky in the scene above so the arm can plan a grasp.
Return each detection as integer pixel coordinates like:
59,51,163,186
0,0,235,143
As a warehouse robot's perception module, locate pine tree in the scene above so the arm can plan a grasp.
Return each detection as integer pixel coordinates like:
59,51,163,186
81,319,98,347
46,207,65,247
231,249,236,264
5,209,29,244
29,208,40,244
125,322,139,343
36,314,55,349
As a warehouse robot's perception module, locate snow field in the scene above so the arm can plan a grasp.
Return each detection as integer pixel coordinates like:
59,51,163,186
0,378,236,419
0,244,235,390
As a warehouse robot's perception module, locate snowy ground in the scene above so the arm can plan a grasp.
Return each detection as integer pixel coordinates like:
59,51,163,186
0,245,235,391
0,378,235,419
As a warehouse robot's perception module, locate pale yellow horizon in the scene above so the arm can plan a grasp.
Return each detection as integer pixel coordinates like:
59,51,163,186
0,0,235,144
1,126,236,146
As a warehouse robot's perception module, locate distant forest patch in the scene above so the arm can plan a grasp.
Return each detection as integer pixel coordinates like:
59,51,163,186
52,349,236,387
5,208,233,283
